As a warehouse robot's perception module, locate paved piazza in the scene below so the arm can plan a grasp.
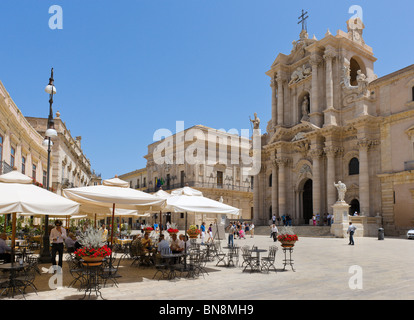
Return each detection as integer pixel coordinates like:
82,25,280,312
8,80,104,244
6,234,413,301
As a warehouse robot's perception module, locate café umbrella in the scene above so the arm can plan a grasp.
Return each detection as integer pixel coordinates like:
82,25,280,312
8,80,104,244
163,186,240,269
62,176,166,247
0,170,80,261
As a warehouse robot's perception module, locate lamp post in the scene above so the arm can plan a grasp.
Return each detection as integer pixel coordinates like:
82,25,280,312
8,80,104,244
39,68,58,263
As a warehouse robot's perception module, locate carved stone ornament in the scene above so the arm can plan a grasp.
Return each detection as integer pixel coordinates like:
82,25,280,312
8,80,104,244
341,58,369,103
289,64,312,85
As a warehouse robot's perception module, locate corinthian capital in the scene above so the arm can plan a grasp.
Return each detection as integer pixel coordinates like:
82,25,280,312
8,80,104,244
323,146,341,157
276,157,291,167
309,149,324,159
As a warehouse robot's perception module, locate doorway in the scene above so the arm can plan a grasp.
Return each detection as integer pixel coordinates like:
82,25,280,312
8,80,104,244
302,179,313,223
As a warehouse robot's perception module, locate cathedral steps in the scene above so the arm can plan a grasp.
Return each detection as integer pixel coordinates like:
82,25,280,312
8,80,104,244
254,225,334,238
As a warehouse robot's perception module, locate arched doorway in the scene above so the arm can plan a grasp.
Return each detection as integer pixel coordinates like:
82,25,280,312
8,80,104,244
302,179,313,223
349,199,360,215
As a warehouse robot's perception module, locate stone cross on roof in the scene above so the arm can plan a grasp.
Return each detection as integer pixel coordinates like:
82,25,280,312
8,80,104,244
298,9,309,31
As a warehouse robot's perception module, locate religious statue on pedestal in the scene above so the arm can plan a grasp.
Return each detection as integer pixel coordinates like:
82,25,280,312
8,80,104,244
250,112,260,130
334,181,347,202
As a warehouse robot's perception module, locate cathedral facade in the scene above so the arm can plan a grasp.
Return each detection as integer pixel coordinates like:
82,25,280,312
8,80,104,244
254,18,414,236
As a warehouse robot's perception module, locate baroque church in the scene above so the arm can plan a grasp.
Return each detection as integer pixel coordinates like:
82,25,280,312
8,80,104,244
253,16,414,236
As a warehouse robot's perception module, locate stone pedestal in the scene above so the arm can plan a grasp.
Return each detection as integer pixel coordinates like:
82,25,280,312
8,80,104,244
330,201,350,238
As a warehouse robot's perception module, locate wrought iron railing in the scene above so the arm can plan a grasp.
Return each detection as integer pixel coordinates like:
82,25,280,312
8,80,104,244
404,160,414,171
143,181,252,193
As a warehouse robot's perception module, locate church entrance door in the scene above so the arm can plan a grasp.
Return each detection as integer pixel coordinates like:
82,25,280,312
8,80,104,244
303,179,313,224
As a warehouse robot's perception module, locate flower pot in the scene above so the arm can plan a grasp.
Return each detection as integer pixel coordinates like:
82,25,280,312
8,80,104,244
188,234,198,239
81,256,104,266
280,240,296,248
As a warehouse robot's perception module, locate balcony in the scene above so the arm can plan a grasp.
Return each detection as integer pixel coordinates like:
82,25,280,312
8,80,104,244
0,161,13,175
404,160,414,171
143,181,252,193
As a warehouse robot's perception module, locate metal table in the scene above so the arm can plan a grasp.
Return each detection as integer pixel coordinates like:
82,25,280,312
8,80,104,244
0,262,29,298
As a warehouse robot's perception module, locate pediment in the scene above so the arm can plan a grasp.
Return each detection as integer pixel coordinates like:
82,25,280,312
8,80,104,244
268,122,319,145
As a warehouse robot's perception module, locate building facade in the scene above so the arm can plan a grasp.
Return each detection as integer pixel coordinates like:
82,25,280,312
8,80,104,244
254,18,414,236
120,125,254,228
26,112,94,195
0,80,49,184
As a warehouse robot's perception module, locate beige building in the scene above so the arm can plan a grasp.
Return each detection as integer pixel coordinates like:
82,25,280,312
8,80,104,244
120,125,253,228
26,112,94,195
254,17,414,236
0,80,49,184
119,167,147,191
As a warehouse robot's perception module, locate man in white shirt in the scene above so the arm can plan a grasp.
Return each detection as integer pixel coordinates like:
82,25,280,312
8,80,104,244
347,222,356,245
50,220,67,268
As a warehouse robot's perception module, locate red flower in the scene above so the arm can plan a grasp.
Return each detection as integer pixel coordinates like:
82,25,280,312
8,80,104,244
167,228,179,233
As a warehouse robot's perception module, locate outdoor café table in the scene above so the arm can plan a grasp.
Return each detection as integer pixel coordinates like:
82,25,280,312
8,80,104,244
161,253,184,279
0,262,29,298
249,248,267,272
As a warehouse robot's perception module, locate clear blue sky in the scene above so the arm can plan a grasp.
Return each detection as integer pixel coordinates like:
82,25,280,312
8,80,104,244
0,0,413,179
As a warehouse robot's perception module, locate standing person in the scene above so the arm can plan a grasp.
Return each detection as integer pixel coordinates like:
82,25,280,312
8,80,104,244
50,220,67,270
200,222,206,245
272,214,276,225
347,222,356,245
0,233,12,263
99,224,108,242
207,224,213,243
312,214,317,226
226,222,235,247
282,214,286,226
250,222,255,238
270,224,279,242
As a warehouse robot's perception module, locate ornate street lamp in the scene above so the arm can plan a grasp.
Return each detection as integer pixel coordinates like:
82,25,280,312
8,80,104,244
39,68,58,263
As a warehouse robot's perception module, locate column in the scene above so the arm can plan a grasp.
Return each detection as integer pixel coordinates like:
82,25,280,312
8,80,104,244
358,139,371,216
324,51,334,110
253,173,260,224
277,73,284,126
277,158,287,217
310,55,322,126
271,78,277,128
310,149,323,219
324,146,337,214
272,159,278,218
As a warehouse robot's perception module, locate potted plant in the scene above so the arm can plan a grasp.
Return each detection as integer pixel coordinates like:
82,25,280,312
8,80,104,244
142,224,154,234
277,226,299,248
187,225,201,239
167,223,179,235
74,227,112,265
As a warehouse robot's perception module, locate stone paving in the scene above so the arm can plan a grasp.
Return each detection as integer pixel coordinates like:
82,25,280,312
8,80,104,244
2,234,414,301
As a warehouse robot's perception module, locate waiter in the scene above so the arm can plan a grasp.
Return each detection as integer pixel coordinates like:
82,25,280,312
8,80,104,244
50,220,67,269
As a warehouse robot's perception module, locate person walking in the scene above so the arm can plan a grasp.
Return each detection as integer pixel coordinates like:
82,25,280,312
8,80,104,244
250,222,255,238
200,222,206,245
226,222,235,247
347,222,356,245
270,224,279,242
50,220,67,270
207,224,213,243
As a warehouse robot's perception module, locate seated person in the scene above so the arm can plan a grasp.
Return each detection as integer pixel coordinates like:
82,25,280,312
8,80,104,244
157,234,171,255
141,233,153,251
65,232,77,253
178,235,189,254
170,233,181,253
0,233,11,263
